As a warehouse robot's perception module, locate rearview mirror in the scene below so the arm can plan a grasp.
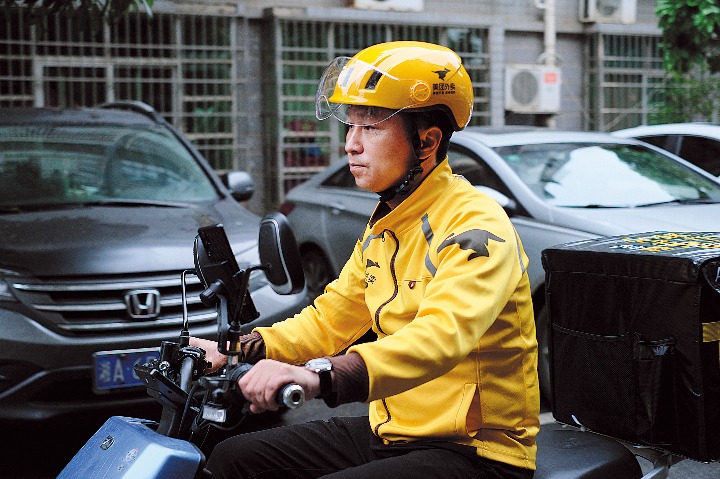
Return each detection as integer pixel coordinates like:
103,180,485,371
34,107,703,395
475,185,517,213
258,212,305,295
222,171,255,202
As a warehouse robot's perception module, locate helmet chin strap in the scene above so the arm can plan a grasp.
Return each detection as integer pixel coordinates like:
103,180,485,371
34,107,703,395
376,162,424,203
376,123,427,203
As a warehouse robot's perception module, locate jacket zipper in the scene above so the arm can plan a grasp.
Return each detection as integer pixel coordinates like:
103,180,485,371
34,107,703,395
372,230,399,435
373,229,399,336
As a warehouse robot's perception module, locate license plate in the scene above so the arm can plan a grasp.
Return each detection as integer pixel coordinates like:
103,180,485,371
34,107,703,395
93,347,160,393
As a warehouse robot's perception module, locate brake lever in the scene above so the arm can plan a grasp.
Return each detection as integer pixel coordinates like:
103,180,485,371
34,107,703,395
197,363,305,424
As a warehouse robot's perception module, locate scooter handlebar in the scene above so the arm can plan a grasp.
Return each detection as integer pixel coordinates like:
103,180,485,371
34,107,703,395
226,362,305,409
278,383,305,409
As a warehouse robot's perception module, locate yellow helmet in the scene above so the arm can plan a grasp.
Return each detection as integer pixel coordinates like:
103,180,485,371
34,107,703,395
316,41,474,131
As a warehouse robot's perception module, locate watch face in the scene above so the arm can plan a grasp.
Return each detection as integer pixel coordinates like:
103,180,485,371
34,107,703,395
306,357,332,372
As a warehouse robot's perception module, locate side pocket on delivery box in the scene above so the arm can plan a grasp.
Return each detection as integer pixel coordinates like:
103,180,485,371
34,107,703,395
551,324,635,438
633,333,676,446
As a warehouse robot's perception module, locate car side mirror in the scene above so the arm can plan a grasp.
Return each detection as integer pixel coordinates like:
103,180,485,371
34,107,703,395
475,186,518,214
222,171,255,202
258,212,305,295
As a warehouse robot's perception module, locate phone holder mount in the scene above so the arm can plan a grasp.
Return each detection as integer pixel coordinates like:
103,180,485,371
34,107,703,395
192,214,305,357
193,225,261,356
133,214,305,437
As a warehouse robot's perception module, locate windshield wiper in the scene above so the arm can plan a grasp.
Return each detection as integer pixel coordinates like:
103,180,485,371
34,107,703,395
561,204,626,209
635,198,719,207
0,206,22,213
1,199,193,213
76,199,193,208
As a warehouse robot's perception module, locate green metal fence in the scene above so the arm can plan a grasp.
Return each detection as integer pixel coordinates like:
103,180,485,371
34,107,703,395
268,19,491,202
1,6,679,211
0,7,250,174
587,33,665,131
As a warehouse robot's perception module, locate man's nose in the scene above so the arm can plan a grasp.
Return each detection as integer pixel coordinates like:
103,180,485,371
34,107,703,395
345,127,362,154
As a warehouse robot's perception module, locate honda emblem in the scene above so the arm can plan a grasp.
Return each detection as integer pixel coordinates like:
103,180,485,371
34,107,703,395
124,289,161,319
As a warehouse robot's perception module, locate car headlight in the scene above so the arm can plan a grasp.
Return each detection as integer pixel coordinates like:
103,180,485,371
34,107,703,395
0,270,19,302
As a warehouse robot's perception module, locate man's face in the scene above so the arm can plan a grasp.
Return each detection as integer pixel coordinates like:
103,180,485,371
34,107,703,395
343,106,414,193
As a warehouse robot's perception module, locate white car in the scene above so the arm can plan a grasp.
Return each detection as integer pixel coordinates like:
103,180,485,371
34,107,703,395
280,127,720,398
613,122,720,178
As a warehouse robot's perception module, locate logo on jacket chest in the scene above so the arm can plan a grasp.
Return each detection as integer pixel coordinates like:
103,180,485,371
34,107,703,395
365,258,380,288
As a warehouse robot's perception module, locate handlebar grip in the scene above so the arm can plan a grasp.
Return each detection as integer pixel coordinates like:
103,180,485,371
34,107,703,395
278,383,305,409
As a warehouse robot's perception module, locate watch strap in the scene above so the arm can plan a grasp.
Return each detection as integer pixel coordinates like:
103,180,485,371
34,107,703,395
318,367,332,398
305,358,334,398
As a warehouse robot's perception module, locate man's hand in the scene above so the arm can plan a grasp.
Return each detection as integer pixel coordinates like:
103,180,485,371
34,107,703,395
237,359,321,414
188,336,227,374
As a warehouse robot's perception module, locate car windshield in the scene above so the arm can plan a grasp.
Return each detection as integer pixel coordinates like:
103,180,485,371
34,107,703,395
494,142,720,207
0,123,219,208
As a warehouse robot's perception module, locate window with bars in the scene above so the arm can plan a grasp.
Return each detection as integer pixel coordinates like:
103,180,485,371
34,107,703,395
271,19,491,204
0,8,249,174
587,34,665,131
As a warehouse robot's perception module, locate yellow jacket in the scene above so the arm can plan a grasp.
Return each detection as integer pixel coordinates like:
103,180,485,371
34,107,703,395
258,159,539,470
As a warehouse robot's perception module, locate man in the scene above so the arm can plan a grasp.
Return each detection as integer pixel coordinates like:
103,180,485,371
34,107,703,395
192,40,539,479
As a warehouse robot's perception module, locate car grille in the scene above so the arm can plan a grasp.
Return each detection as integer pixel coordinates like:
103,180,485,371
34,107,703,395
9,272,217,335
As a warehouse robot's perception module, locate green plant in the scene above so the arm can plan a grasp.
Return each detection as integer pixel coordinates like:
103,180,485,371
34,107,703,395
657,0,720,74
655,0,720,122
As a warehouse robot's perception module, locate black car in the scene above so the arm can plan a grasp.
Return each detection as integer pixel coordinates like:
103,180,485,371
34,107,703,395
0,102,308,432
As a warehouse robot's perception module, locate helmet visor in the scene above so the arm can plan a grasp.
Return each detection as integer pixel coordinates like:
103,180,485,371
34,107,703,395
315,56,414,126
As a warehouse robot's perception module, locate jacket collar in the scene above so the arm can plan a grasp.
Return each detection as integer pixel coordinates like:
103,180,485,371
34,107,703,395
369,158,453,231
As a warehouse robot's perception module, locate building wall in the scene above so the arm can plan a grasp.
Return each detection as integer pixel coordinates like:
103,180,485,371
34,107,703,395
1,0,665,213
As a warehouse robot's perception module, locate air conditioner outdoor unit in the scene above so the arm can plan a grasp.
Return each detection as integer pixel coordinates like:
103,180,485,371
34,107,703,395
350,0,424,12
579,0,637,24
505,65,561,114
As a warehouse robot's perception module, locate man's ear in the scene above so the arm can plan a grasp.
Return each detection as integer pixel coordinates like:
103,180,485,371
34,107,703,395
415,126,443,160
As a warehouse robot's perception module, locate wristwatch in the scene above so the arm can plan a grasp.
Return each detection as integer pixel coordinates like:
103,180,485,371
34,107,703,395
304,357,333,398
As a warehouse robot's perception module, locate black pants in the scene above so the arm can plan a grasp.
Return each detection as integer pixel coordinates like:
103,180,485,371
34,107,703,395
207,416,534,479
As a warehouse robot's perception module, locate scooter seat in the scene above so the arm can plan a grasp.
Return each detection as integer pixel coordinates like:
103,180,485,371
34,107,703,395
534,424,642,479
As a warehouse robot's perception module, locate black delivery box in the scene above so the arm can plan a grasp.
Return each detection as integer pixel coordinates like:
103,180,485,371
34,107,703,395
542,231,720,461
